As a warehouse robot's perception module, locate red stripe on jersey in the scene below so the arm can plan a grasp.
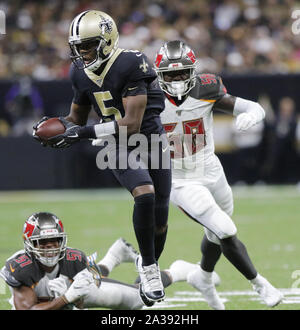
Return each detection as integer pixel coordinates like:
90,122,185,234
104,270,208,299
166,93,177,106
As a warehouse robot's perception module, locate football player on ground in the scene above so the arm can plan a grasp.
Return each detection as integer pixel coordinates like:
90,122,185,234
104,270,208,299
155,40,283,310
32,10,171,303
0,212,220,310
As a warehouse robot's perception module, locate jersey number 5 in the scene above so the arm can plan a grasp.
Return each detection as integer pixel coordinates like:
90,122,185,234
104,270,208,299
66,250,82,262
93,91,122,121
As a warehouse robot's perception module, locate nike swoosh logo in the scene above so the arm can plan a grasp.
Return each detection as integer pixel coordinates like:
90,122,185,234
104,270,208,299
136,54,142,57
162,146,169,153
128,87,138,90
68,134,79,138
9,264,15,273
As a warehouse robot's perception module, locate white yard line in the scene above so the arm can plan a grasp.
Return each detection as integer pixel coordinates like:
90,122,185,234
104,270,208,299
143,288,300,309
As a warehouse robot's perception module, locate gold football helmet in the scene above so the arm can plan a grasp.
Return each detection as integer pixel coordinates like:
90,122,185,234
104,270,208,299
69,10,119,71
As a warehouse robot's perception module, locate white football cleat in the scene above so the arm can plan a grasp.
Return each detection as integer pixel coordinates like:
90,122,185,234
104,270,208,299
136,255,165,302
100,238,139,267
187,267,225,310
251,275,283,307
167,260,198,282
167,260,221,286
212,270,221,287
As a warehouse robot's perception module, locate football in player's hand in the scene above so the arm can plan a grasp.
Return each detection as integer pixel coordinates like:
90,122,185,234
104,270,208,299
35,117,65,142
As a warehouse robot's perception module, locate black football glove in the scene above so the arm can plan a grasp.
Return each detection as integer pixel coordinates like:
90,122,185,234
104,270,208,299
48,117,81,148
32,116,49,147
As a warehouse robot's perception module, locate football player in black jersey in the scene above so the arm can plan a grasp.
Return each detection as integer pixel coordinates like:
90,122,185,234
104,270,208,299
1,212,221,310
33,10,171,303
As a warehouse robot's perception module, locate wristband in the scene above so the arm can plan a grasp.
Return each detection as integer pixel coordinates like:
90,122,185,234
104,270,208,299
94,121,118,138
78,121,118,139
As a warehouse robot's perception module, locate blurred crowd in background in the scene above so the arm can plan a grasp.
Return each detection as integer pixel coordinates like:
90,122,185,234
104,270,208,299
0,0,299,186
0,0,300,79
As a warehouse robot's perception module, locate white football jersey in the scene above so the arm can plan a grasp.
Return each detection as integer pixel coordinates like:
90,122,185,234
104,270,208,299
160,74,227,185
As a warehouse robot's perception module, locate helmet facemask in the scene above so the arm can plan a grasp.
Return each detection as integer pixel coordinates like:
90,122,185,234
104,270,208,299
24,233,67,267
157,68,196,100
69,37,114,71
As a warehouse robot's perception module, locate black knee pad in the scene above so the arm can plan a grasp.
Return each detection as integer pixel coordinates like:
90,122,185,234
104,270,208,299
134,193,155,205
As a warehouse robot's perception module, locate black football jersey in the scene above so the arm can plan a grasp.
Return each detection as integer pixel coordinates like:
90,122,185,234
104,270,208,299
1,248,88,289
70,48,165,137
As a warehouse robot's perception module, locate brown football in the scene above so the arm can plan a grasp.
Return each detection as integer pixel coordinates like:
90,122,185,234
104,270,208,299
35,117,65,141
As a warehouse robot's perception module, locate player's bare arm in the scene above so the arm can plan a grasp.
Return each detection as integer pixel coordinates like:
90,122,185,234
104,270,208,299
213,93,265,131
13,285,66,310
213,94,237,114
120,94,147,135
65,102,91,126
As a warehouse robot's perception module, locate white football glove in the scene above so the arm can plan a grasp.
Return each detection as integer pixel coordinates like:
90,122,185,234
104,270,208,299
235,112,257,131
63,268,94,304
48,276,68,298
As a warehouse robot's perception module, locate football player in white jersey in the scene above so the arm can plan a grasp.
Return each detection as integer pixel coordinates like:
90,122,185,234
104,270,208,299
155,40,283,310
1,212,220,310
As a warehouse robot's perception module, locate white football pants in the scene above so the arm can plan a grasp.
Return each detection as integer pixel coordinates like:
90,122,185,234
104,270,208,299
171,169,237,245
83,278,143,310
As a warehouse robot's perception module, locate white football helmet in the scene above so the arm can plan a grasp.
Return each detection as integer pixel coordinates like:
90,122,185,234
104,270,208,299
23,212,67,267
154,40,197,99
69,10,119,71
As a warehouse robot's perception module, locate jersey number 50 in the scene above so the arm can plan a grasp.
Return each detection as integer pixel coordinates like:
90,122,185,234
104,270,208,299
163,118,206,158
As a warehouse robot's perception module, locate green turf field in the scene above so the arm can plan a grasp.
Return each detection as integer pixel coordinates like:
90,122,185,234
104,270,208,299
1,185,300,310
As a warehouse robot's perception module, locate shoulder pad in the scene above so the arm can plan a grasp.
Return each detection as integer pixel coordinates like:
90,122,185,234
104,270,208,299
190,73,227,100
0,265,22,287
69,63,76,79
121,50,157,82
3,252,42,288
69,63,81,86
